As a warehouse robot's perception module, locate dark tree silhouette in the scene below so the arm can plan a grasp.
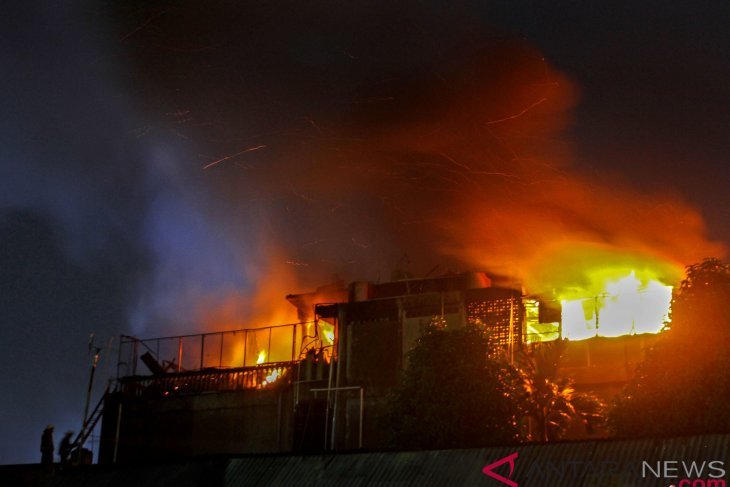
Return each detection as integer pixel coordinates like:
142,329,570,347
517,340,605,442
609,258,730,437
383,322,523,449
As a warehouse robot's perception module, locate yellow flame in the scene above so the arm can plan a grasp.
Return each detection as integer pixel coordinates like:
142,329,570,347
320,322,335,344
256,350,266,364
560,271,672,340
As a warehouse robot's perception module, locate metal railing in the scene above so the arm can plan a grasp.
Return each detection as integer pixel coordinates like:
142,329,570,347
118,362,296,397
114,320,337,397
117,321,322,378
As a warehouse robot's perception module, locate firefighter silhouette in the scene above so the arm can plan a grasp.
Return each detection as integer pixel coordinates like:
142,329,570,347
40,425,54,464
59,431,74,465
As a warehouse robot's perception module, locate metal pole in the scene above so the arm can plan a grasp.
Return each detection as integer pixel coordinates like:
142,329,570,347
242,330,248,367
291,323,297,362
78,346,101,464
83,349,101,430
200,334,205,369
294,353,301,409
112,402,123,464
310,386,364,450
177,337,183,372
323,321,336,450
331,316,344,450
267,328,272,363
292,324,299,411
359,387,364,449
219,332,224,368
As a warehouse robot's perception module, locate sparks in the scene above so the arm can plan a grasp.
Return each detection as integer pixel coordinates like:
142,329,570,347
202,145,267,170
486,97,548,125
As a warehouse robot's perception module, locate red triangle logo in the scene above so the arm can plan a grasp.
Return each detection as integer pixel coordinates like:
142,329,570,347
482,452,518,487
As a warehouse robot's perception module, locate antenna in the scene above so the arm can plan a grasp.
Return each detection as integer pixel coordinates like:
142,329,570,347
82,333,103,439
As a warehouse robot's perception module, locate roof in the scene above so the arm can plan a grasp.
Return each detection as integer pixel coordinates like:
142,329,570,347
4,433,729,486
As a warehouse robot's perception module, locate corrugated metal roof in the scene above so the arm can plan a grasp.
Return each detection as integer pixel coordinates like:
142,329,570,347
6,434,730,487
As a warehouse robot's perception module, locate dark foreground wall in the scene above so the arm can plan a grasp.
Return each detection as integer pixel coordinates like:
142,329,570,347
4,433,730,487
99,387,295,463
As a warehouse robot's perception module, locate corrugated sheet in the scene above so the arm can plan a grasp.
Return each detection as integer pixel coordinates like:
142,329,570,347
6,434,730,487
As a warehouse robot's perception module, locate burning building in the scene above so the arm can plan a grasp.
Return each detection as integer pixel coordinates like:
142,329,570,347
97,267,671,462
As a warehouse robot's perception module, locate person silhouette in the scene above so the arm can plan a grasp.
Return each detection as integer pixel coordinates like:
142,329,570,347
59,431,74,466
40,425,54,465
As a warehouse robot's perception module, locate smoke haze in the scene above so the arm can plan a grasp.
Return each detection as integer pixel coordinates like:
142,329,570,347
0,0,725,464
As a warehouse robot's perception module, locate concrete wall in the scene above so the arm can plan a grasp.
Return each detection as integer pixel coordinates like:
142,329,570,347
100,387,294,464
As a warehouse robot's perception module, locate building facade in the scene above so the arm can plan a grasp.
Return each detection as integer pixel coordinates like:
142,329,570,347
99,272,657,462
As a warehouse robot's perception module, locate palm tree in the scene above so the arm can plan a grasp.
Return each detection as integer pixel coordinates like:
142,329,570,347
517,340,605,442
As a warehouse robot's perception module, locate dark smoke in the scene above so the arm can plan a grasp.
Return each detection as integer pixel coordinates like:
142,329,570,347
110,0,722,298
0,2,158,464
109,1,569,278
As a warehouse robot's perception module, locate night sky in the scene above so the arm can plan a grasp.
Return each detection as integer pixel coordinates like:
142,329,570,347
1,1,729,464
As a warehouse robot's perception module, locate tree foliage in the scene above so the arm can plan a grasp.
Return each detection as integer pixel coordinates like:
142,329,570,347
383,323,523,449
517,340,605,441
609,258,730,437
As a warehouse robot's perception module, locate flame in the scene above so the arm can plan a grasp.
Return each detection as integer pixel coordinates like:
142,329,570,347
187,245,304,368
320,322,335,345
522,243,680,341
560,270,673,341
260,367,286,387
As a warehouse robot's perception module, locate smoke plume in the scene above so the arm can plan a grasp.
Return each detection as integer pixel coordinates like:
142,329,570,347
109,0,723,332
